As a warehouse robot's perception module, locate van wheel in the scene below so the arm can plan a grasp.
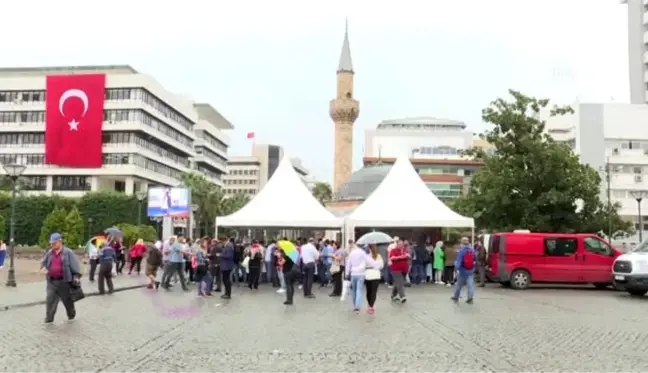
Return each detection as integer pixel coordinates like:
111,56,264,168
510,270,531,290
594,283,609,290
627,288,648,297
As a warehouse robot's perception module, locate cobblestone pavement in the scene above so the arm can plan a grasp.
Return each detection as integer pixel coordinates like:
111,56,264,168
0,274,148,310
0,283,646,372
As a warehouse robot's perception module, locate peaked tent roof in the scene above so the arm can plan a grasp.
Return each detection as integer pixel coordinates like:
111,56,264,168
217,156,343,228
346,157,474,228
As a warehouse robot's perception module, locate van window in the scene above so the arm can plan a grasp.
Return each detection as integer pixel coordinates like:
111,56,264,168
584,237,612,256
490,235,500,254
545,238,577,256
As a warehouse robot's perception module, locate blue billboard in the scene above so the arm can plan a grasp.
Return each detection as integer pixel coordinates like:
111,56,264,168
147,187,190,217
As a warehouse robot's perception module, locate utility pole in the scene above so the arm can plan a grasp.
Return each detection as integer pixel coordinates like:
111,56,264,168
600,157,613,243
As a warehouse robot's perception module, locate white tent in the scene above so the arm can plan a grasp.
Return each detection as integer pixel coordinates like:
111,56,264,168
217,156,343,228
346,156,474,228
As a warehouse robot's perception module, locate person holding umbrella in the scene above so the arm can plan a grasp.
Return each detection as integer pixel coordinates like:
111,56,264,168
105,228,125,274
276,240,300,305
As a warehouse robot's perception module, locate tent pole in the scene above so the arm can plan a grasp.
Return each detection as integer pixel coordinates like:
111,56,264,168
471,226,475,245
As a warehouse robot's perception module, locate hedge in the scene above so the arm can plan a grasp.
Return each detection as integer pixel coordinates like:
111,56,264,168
0,191,148,246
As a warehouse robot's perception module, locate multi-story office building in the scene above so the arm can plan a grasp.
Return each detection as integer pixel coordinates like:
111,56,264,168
622,0,648,104
223,144,310,198
0,65,232,196
543,102,648,236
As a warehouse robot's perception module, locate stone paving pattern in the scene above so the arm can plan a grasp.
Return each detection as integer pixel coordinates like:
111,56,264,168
0,283,646,372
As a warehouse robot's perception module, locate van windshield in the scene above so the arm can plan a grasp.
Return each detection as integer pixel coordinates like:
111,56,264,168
632,241,648,253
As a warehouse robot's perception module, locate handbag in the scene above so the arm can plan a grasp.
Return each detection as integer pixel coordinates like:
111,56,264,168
340,279,351,302
69,280,85,302
330,261,340,274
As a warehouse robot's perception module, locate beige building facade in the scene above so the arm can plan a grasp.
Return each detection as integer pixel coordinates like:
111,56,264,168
329,21,359,193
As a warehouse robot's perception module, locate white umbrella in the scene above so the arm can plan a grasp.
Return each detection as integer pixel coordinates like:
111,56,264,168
356,231,392,246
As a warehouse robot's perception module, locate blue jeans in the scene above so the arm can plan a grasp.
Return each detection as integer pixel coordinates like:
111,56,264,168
411,262,426,284
199,272,213,295
350,275,365,310
453,273,475,300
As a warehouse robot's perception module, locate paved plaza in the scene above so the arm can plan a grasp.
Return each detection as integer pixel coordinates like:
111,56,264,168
0,284,646,372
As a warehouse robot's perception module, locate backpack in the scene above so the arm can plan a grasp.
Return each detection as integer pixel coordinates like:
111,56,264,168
462,249,475,270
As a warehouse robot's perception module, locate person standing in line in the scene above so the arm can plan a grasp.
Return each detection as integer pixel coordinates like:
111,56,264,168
208,238,222,292
40,233,81,323
300,238,319,298
219,237,236,299
160,237,173,286
145,241,163,290
433,241,445,284
264,240,277,286
345,242,378,313
232,241,246,287
388,239,409,303
275,244,286,294
443,244,458,286
425,238,435,283
87,240,98,282
247,241,263,290
474,237,487,287
193,241,212,297
318,240,334,288
97,240,116,295
329,241,344,297
161,236,189,292
128,239,146,275
451,237,476,304
364,244,384,314
277,247,299,305
112,237,125,275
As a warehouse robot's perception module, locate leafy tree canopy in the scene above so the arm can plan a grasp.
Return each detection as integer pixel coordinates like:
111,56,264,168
312,182,333,205
454,90,632,234
63,206,84,248
39,207,68,248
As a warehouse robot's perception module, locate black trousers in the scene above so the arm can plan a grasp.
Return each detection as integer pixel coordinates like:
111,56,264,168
365,279,380,307
115,252,125,273
221,269,232,296
248,267,261,289
129,257,143,274
163,262,188,290
45,279,75,322
284,268,298,304
331,270,343,295
302,262,315,296
184,260,194,282
88,259,98,281
210,265,222,290
97,262,114,294
443,265,455,284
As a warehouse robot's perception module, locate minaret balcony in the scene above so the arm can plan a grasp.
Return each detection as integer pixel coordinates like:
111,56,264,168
329,99,359,122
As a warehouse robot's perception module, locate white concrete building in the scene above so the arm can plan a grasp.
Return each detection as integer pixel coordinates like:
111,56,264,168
364,116,474,160
223,144,310,198
622,0,648,104
0,65,231,197
543,102,648,234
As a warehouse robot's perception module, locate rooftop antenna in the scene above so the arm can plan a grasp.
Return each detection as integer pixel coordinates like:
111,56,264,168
376,145,383,165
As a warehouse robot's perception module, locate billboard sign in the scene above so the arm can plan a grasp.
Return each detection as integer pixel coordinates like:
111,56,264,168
147,187,190,217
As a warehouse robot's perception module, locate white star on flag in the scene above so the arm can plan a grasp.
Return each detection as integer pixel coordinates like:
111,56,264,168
68,120,79,131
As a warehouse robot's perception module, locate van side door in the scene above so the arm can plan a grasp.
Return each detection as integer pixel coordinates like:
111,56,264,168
580,236,614,283
542,237,580,283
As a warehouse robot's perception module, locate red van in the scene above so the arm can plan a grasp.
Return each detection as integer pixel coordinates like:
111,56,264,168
487,232,622,289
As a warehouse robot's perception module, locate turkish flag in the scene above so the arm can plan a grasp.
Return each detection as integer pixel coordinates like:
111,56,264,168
246,132,255,139
45,74,106,168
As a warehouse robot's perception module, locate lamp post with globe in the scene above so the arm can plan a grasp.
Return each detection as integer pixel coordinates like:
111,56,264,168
630,190,648,243
136,191,147,226
4,164,26,287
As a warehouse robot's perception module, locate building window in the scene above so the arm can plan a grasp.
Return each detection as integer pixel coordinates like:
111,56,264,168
52,176,91,191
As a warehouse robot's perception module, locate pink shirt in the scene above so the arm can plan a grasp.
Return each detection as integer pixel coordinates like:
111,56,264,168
49,250,64,278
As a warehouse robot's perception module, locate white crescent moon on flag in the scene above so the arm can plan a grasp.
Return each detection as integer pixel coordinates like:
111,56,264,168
58,89,89,117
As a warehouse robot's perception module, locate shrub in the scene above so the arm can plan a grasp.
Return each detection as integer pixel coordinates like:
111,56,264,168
64,206,84,249
38,207,68,249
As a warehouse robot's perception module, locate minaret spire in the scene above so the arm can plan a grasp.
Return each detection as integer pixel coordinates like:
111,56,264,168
337,18,353,73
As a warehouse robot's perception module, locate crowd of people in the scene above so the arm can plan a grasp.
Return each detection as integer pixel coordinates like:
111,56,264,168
38,231,485,322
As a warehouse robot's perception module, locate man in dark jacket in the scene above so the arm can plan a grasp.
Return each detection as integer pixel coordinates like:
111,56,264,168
40,233,82,323
208,238,222,292
219,238,236,299
412,243,429,285
97,241,116,294
475,238,487,287
146,243,163,289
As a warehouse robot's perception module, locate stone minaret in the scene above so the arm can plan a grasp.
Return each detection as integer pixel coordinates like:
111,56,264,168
329,20,359,193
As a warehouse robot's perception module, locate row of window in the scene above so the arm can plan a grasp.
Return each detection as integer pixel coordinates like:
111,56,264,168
224,179,257,185
0,153,182,180
411,146,460,156
195,146,227,167
546,237,612,256
0,109,194,149
0,88,194,131
417,167,476,176
224,188,256,195
228,169,259,176
195,130,227,153
196,166,222,181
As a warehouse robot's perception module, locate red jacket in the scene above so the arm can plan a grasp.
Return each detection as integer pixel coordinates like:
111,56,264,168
130,244,146,258
389,246,409,274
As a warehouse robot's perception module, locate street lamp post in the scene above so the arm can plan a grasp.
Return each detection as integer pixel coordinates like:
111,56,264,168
191,204,199,238
87,217,93,241
135,191,147,226
630,190,648,243
4,164,26,287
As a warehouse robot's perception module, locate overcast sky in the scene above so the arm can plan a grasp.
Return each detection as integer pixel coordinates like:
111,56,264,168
1,0,629,183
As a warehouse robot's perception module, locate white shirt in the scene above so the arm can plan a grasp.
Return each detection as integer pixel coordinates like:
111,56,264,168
345,248,378,277
154,241,162,250
300,243,319,264
365,254,384,280
88,244,98,259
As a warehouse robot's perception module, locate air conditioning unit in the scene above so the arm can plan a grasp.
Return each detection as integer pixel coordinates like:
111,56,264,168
635,175,643,183
613,148,620,155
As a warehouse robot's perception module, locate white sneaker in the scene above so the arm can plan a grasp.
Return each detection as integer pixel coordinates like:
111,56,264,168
298,285,303,290
276,288,286,294
446,283,452,287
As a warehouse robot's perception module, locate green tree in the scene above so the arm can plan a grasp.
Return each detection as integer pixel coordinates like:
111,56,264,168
63,206,84,249
38,207,68,248
0,214,6,241
311,182,333,205
182,172,239,236
459,89,627,234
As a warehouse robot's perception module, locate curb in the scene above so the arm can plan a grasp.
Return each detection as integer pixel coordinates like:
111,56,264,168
0,284,148,312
